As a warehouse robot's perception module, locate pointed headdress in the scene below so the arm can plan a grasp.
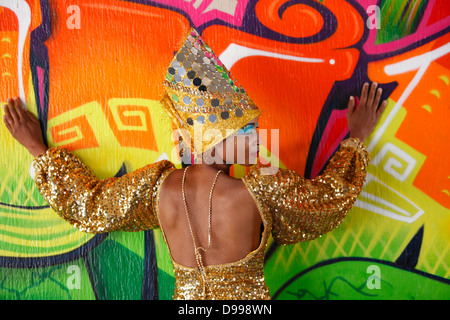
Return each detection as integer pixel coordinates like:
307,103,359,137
160,28,261,156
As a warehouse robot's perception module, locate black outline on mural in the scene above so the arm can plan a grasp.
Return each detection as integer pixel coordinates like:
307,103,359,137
0,233,107,269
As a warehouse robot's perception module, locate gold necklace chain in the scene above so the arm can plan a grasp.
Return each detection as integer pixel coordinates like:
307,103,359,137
182,166,222,278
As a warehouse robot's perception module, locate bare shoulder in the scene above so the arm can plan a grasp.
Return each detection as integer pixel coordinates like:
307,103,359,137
160,167,183,191
158,168,183,207
215,173,257,214
159,167,254,206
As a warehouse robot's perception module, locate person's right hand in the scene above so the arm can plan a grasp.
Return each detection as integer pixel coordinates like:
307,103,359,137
3,97,48,157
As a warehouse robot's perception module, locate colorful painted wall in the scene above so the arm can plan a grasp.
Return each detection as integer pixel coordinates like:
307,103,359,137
0,0,449,300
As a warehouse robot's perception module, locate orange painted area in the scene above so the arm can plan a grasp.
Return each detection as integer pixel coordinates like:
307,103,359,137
0,1,43,103
108,103,158,151
202,1,363,173
368,33,450,209
51,114,99,151
44,0,190,151
397,59,450,209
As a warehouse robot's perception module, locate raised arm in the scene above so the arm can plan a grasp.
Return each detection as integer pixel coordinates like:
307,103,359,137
3,97,175,233
243,82,386,244
32,149,174,233
245,138,369,244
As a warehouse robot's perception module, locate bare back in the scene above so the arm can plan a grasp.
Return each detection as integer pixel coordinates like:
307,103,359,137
158,165,262,268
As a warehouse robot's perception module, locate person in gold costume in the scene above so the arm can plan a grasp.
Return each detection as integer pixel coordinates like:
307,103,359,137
3,29,386,300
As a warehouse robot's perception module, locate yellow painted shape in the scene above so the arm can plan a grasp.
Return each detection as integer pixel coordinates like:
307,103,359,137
421,104,432,113
438,74,449,85
429,89,440,98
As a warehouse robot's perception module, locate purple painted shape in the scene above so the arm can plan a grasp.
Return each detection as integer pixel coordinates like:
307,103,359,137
29,0,52,120
29,0,52,61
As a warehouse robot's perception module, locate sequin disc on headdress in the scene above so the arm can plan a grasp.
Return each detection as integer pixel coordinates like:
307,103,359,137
160,28,261,156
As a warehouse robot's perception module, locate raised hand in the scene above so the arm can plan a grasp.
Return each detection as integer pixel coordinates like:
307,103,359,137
3,97,48,157
347,82,387,142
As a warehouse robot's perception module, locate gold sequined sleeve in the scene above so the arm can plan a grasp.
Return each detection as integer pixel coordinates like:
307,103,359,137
244,138,370,245
32,147,175,233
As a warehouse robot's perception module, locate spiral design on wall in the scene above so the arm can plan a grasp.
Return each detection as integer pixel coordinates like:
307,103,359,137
244,0,338,44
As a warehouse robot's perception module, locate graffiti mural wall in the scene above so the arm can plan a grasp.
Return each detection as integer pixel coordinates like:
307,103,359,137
0,0,449,299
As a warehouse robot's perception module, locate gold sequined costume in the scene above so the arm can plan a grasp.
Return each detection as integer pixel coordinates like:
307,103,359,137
32,137,369,300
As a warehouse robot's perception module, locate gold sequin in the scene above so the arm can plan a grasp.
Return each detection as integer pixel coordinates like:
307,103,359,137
243,137,370,246
32,148,175,233
32,137,370,300
160,28,261,155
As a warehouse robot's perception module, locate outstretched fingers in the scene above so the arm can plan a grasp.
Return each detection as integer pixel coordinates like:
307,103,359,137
366,82,378,110
358,82,388,117
347,96,356,115
6,98,19,124
372,86,383,112
359,82,369,110
13,97,26,121
2,107,12,130
5,97,26,124
377,100,388,118
25,109,39,124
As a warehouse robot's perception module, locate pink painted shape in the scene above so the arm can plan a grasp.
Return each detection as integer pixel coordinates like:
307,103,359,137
357,0,378,9
37,66,45,113
152,0,250,27
311,109,349,178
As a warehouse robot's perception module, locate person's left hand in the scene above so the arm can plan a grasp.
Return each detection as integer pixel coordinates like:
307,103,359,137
3,97,48,157
347,82,387,142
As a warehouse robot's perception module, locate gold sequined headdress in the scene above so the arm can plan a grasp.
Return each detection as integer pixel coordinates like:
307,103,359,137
161,28,261,156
